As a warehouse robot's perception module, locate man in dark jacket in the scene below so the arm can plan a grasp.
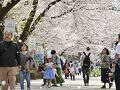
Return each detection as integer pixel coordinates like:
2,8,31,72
114,34,120,90
80,47,94,86
0,30,21,90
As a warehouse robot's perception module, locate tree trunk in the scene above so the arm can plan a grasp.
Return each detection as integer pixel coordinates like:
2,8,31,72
20,0,62,42
0,0,20,21
0,21,4,41
0,0,20,41
19,0,38,42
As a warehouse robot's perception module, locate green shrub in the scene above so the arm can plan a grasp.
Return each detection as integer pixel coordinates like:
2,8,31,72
91,68,101,77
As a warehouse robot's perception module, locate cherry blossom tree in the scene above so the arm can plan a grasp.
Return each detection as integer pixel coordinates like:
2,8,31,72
0,0,20,40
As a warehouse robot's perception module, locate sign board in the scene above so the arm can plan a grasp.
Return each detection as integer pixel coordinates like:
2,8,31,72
46,50,52,58
4,19,16,33
28,38,36,51
35,51,44,63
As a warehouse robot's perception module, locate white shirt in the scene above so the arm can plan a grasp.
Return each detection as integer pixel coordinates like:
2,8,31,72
80,51,94,66
46,62,53,68
115,42,120,58
52,55,62,68
70,67,75,73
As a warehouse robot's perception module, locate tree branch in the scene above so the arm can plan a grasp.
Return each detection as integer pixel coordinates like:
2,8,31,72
0,0,20,21
51,8,73,19
62,1,72,5
19,0,38,42
29,0,62,34
51,5,86,19
0,0,4,9
0,3,2,10
61,0,76,6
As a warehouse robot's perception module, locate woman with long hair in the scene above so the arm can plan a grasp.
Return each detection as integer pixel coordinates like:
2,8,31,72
100,48,112,89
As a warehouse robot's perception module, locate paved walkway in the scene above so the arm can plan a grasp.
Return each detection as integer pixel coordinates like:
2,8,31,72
14,76,116,90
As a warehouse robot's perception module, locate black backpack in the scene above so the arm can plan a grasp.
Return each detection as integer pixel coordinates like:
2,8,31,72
83,52,91,68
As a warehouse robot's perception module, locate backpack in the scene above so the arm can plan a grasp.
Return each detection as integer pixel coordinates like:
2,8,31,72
29,57,35,69
83,52,91,68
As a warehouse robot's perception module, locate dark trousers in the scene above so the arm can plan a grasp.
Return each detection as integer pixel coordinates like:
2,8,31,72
70,74,75,80
65,74,69,79
115,64,120,90
101,68,109,83
82,67,90,84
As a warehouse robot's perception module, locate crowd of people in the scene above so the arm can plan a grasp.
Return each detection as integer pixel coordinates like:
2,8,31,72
0,30,120,90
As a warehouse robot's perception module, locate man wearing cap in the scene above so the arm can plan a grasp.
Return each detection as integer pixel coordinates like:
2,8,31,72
114,34,120,90
80,47,94,86
0,31,21,90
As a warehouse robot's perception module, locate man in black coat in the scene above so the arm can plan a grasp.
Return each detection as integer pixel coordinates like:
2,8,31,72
114,34,120,90
0,30,21,90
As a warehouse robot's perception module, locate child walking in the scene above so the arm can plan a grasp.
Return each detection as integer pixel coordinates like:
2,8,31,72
44,58,55,88
70,64,76,80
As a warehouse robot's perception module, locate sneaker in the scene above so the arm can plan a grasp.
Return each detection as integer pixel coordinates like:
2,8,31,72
60,83,63,86
27,88,30,90
101,85,106,89
109,83,113,89
42,83,46,86
48,85,51,88
84,83,87,86
86,83,89,86
52,84,58,87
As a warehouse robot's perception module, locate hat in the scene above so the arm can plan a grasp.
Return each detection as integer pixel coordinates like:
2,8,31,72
86,47,90,51
51,50,56,55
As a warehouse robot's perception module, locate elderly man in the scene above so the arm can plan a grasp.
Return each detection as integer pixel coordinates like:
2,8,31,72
0,30,21,90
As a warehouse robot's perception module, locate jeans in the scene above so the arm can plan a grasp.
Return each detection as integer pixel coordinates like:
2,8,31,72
19,70,30,90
